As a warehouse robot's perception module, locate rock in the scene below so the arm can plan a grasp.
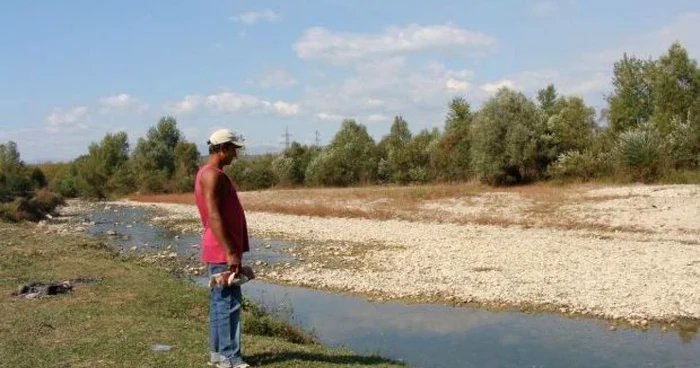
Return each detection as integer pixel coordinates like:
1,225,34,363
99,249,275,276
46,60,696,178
192,244,200,248
254,260,264,266
167,252,178,259
106,230,117,236
174,235,180,240
641,319,648,327
121,235,130,241
608,325,617,331
130,246,138,251
265,244,272,249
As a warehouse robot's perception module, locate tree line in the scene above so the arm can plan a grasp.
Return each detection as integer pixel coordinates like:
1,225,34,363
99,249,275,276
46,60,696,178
1,41,699,210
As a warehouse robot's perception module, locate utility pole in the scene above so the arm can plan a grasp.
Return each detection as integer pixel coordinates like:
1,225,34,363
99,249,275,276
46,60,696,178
282,126,292,150
315,130,321,147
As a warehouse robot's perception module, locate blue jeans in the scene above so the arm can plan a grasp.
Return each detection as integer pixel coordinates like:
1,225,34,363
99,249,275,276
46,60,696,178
207,263,244,365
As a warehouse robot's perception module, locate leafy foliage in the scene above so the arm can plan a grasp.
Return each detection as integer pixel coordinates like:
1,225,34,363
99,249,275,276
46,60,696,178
470,88,548,185
613,122,664,183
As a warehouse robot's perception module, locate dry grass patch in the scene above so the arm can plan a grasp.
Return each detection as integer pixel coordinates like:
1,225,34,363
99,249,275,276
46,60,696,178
129,182,652,234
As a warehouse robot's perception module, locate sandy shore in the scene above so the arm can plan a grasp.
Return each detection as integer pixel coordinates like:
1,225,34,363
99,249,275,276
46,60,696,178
103,184,700,327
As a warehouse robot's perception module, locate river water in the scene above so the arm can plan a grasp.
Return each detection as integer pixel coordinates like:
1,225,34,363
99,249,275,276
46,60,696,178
84,205,700,368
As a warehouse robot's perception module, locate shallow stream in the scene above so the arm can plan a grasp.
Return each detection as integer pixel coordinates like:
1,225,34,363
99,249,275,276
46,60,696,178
83,205,700,368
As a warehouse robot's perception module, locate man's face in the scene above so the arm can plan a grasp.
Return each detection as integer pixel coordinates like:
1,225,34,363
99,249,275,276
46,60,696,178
222,143,239,165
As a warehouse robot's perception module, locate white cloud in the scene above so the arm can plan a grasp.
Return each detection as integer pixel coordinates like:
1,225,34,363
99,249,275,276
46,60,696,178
205,92,260,113
480,79,519,93
268,101,300,116
98,93,148,113
231,9,281,24
46,106,89,129
314,112,388,124
248,69,298,89
446,78,470,92
293,24,497,62
302,59,476,126
166,95,203,115
532,2,556,16
166,92,299,117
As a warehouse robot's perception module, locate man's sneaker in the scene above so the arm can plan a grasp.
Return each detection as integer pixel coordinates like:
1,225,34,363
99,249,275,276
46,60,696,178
214,360,251,368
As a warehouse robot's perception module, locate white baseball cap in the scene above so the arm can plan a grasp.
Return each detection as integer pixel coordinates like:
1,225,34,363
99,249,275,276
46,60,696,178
207,129,244,147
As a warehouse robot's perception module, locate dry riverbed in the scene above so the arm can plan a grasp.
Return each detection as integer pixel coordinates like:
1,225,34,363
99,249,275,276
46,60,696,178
65,184,700,332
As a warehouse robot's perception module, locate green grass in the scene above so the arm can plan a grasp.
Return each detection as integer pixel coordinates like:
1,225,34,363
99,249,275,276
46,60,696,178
0,222,406,368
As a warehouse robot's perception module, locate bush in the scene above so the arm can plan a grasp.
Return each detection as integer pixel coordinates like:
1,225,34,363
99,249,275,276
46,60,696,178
614,123,664,182
271,155,295,186
226,154,278,191
0,189,65,222
665,115,698,169
49,164,80,198
548,150,605,181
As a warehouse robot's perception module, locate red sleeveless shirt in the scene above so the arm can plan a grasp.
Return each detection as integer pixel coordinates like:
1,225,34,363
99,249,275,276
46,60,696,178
194,163,249,264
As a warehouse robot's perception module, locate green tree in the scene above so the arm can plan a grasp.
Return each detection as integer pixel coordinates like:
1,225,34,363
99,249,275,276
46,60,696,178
405,128,439,183
606,54,655,133
306,119,378,186
130,116,189,193
432,97,473,181
547,96,598,158
537,84,560,118
73,132,131,198
651,42,700,136
0,141,33,200
377,116,413,183
172,141,201,192
470,88,548,185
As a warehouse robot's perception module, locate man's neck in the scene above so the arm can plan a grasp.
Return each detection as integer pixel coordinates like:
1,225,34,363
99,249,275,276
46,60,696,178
207,155,225,170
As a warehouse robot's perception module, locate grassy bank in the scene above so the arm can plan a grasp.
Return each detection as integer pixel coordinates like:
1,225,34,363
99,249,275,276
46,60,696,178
0,222,405,368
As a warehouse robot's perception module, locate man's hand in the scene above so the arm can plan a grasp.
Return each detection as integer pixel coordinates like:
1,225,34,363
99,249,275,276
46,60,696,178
227,252,241,274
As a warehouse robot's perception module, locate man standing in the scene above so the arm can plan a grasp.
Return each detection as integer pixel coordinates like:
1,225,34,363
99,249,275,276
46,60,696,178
194,128,251,368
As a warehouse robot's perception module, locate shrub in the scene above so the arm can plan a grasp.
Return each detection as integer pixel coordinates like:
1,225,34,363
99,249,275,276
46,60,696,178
614,123,664,182
548,150,604,181
271,155,295,187
665,115,698,169
0,190,65,222
226,154,278,191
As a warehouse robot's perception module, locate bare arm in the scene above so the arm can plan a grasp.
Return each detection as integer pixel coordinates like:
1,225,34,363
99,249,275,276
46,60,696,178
200,168,239,271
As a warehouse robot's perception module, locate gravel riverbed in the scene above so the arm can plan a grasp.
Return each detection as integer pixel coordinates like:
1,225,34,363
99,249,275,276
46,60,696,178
55,185,700,327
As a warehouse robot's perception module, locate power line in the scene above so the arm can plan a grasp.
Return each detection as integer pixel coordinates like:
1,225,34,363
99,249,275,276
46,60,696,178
281,126,292,150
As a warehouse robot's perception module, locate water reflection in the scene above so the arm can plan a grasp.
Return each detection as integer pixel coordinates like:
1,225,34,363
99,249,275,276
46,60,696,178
240,282,700,368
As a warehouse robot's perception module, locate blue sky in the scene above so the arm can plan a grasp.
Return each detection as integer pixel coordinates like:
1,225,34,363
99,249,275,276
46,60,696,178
1,0,699,163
